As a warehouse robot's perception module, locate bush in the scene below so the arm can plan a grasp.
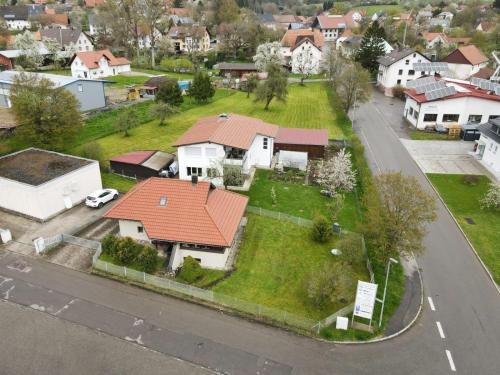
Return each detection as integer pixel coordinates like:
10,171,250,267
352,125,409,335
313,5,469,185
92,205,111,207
462,174,480,186
101,234,119,257
311,214,332,243
480,183,500,210
81,141,105,170
392,85,406,100
115,237,142,265
177,256,203,283
223,165,244,187
160,57,194,72
338,233,364,265
136,245,160,273
306,263,354,307
156,80,183,106
188,72,215,103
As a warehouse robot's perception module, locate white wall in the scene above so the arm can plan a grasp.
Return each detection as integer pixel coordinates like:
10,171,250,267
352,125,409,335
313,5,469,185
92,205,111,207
71,55,131,78
76,33,94,52
6,20,30,30
404,96,500,130
0,161,101,221
246,134,274,168
477,134,500,179
446,62,488,80
169,243,230,271
118,219,151,242
290,41,322,74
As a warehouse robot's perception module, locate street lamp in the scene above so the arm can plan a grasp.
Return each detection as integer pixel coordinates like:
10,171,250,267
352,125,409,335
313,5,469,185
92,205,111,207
379,257,399,327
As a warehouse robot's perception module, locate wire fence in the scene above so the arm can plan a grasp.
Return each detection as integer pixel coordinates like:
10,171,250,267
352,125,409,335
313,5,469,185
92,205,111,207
246,206,313,227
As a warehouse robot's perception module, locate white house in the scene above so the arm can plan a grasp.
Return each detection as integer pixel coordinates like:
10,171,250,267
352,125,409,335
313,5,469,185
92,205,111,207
105,178,248,271
40,28,94,52
70,49,131,79
476,118,500,180
0,5,43,30
312,15,346,41
290,38,322,74
443,45,489,80
403,78,500,130
0,148,102,221
173,114,279,185
377,48,431,96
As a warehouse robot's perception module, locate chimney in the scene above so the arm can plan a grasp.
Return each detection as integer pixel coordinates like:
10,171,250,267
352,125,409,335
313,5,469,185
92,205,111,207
218,113,228,120
191,174,198,186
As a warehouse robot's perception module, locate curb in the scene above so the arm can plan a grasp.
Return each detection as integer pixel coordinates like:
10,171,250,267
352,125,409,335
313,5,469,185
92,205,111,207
423,173,500,295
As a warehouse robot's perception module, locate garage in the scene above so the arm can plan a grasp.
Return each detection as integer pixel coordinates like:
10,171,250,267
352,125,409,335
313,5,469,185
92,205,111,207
0,148,102,221
109,150,176,179
274,128,329,159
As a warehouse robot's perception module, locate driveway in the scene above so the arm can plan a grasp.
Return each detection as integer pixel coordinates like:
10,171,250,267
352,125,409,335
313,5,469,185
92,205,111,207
400,139,491,175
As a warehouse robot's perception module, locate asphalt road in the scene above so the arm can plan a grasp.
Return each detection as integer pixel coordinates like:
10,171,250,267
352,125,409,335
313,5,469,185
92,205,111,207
0,88,499,374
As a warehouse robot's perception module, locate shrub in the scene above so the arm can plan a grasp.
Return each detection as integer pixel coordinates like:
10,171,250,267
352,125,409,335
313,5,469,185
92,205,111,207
81,141,105,170
480,183,500,210
311,214,332,243
188,72,215,103
338,233,364,265
156,80,183,106
223,165,244,187
306,263,354,307
177,256,203,283
462,174,480,186
101,234,119,257
115,237,141,265
392,85,406,100
136,246,160,273
160,57,193,72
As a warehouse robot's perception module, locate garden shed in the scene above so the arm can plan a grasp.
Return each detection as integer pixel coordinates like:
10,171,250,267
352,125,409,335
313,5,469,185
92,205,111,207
274,128,329,159
109,150,175,179
0,148,102,221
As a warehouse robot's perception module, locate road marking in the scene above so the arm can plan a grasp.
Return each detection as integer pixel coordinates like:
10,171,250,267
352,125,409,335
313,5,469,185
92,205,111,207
445,350,456,372
360,129,382,173
428,297,436,311
436,321,445,339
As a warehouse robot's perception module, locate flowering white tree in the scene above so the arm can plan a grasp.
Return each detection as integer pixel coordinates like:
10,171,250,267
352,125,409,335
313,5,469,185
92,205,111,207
480,183,500,210
42,37,64,68
253,42,284,71
293,47,317,85
14,31,44,69
316,148,356,193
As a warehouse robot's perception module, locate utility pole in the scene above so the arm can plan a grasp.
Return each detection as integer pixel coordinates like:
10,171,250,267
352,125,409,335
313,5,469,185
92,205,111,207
378,257,399,327
402,9,413,47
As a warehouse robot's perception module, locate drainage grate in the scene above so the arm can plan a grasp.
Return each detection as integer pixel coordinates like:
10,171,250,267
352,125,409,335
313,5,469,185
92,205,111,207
465,217,476,225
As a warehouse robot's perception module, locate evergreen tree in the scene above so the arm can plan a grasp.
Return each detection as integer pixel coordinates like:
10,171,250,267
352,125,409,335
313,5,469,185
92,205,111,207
355,20,387,75
156,79,183,106
188,72,215,103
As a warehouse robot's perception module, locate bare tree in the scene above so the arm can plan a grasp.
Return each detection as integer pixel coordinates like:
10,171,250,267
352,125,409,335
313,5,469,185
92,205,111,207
335,62,371,113
293,45,318,85
140,0,166,67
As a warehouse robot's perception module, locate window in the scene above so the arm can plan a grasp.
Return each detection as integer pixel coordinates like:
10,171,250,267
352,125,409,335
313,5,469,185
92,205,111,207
205,148,216,157
398,69,403,75
468,115,482,124
263,137,268,150
159,196,167,206
137,226,144,233
185,146,202,157
405,60,409,65
397,79,402,85
408,70,415,76
443,114,459,122
413,53,416,57
77,84,83,92
413,111,419,119
421,71,425,75
488,115,499,121
187,167,202,176
423,114,438,122
409,107,414,115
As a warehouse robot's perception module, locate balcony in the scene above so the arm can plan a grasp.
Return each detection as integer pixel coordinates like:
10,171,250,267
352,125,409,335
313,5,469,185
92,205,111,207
223,148,247,167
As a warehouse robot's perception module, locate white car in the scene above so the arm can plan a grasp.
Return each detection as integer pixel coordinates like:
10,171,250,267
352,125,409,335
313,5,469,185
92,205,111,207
85,189,119,208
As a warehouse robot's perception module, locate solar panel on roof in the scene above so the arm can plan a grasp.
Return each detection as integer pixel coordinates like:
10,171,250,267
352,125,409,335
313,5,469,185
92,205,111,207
424,85,456,101
407,76,436,88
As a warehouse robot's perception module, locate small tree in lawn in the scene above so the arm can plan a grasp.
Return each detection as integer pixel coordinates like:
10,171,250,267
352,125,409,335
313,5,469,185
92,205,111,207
311,214,332,243
255,62,288,111
336,63,371,113
245,73,258,98
149,102,179,127
188,72,215,103
480,183,500,210
293,44,318,85
326,193,344,220
156,79,183,106
338,233,364,266
253,42,284,71
316,149,356,194
115,106,139,136
306,263,354,307
14,30,44,69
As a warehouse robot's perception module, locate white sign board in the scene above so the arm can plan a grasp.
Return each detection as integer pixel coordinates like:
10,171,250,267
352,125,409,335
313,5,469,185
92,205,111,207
353,281,378,320
336,316,349,330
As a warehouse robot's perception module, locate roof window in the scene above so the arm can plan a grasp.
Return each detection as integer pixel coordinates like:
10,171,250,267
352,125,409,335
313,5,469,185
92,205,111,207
159,196,167,207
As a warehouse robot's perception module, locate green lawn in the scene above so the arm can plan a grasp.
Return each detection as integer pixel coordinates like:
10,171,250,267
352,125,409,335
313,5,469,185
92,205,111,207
132,68,194,81
104,75,151,87
39,69,72,76
101,172,137,193
176,269,226,289
427,174,500,283
212,214,369,320
409,131,458,141
240,169,358,230
353,4,404,16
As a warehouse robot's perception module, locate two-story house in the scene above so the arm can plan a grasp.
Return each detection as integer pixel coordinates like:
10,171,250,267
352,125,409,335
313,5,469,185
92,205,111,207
443,45,489,80
40,28,94,53
70,49,130,79
280,28,324,73
476,117,500,180
312,15,346,41
0,5,43,30
168,25,211,54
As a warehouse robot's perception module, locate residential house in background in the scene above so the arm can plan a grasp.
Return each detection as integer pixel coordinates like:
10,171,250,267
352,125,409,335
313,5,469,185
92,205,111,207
403,77,500,130
105,178,249,271
168,25,211,53
290,37,322,74
0,5,43,30
280,28,324,73
213,62,258,78
70,49,130,79
476,117,500,180
337,34,393,59
0,70,107,111
40,28,94,52
377,49,431,96
312,15,346,41
443,45,489,80
476,21,496,33
343,9,366,29
420,32,449,49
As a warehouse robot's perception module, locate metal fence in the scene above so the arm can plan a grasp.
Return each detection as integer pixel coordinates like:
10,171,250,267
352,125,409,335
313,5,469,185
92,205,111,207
35,234,101,261
246,206,313,227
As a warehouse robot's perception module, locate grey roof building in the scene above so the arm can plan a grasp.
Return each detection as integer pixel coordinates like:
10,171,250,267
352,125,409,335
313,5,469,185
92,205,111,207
378,48,416,67
40,28,93,51
0,5,43,21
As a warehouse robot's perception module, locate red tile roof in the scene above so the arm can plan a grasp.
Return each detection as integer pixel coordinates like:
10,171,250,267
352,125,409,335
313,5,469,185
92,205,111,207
275,128,329,146
75,50,130,69
444,45,488,65
281,28,324,49
315,15,347,29
173,114,279,150
421,32,446,42
110,151,156,165
405,80,500,104
105,178,248,247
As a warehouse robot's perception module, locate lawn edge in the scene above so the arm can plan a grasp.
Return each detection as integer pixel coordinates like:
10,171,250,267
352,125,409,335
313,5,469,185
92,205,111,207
425,173,500,294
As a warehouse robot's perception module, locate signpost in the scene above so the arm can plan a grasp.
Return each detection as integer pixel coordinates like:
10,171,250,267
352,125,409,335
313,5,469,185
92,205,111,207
352,281,378,328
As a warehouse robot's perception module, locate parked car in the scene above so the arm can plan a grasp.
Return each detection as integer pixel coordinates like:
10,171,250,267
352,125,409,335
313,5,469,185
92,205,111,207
85,189,119,208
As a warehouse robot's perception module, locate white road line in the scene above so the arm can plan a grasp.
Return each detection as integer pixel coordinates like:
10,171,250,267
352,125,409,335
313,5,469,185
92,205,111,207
428,297,436,311
436,321,445,339
445,350,456,372
360,129,383,173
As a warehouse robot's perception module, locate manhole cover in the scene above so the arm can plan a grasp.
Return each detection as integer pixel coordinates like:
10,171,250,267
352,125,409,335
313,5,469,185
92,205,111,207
465,217,476,225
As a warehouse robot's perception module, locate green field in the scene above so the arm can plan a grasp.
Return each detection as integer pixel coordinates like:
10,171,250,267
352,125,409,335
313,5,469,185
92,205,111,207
212,214,368,320
132,68,194,81
409,130,458,141
101,172,137,193
427,174,500,283
353,4,404,16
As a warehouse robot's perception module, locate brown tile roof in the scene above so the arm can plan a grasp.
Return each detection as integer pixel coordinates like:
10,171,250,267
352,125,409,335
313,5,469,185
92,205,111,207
275,128,329,146
75,49,130,69
444,45,488,65
105,178,248,247
421,32,445,42
315,15,347,30
478,21,496,32
471,66,493,80
281,28,324,49
170,7,189,16
173,114,279,150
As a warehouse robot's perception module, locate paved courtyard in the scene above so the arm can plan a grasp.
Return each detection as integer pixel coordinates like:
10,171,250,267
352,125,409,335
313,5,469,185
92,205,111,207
400,139,493,176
